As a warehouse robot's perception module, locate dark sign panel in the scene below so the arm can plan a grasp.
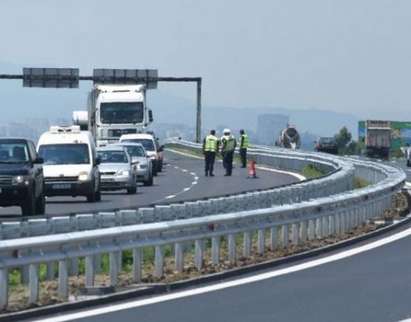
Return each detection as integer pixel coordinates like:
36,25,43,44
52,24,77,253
93,69,158,89
23,68,79,88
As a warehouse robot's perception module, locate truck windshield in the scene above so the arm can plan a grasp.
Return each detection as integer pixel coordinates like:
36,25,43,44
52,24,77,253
122,139,155,151
100,102,144,124
0,143,30,163
97,151,128,163
38,144,90,165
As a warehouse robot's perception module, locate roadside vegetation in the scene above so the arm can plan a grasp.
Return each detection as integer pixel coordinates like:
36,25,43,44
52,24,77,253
301,164,324,178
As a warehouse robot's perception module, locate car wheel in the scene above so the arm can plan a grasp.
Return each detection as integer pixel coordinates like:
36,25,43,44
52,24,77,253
95,189,101,202
35,194,46,215
144,174,154,186
127,185,137,194
21,191,36,216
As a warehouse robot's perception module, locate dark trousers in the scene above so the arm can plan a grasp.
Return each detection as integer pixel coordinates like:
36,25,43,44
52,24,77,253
240,148,247,167
204,151,216,175
222,151,234,175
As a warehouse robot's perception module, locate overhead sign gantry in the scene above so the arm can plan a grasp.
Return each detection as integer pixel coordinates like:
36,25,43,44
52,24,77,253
0,68,202,142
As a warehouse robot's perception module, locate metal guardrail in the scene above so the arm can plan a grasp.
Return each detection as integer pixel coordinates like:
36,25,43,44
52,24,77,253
0,143,405,310
0,141,354,240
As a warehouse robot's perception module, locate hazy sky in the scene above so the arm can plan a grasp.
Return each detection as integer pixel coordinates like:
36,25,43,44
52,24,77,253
1,0,411,119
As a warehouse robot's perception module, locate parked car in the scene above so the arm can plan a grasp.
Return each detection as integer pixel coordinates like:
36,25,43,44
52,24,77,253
97,146,137,194
37,125,101,202
0,138,45,215
315,137,338,154
119,133,164,174
113,142,154,186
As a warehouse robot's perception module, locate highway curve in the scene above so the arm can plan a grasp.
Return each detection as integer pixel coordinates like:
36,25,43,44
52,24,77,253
0,150,299,218
44,222,411,322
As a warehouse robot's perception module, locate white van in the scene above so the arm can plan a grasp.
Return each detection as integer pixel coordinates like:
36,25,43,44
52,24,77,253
37,126,101,202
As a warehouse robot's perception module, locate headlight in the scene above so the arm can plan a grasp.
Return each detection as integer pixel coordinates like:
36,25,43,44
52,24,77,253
12,175,30,186
78,172,89,181
117,170,130,176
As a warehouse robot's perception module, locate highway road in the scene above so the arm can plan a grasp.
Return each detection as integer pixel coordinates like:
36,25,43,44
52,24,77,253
36,222,411,322
0,150,299,218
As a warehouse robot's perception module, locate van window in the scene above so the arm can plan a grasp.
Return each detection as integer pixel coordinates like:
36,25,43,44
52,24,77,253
38,144,90,165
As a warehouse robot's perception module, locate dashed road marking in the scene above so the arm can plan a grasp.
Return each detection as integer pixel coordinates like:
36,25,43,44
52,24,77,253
183,188,191,192
165,195,176,199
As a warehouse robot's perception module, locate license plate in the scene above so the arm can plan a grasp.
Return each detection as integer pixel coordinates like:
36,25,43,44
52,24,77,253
52,184,71,190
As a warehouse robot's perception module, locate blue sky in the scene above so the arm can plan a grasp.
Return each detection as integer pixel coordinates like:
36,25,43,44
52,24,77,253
1,0,411,120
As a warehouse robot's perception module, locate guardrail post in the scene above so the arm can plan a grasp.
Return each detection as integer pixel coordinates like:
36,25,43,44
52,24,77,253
300,221,307,242
315,218,322,239
228,234,236,264
308,219,315,240
335,214,341,236
154,246,164,278
281,224,289,248
243,232,252,257
58,259,69,300
270,227,278,251
322,216,329,237
85,255,95,287
328,215,335,236
195,240,204,270
291,223,300,245
70,258,79,276
174,243,184,273
29,263,39,305
257,229,265,255
211,236,220,265
94,254,102,274
0,268,8,310
110,251,119,286
132,248,142,283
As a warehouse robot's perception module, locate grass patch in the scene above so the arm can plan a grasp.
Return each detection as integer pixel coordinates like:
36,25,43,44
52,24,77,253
354,177,369,189
301,164,324,178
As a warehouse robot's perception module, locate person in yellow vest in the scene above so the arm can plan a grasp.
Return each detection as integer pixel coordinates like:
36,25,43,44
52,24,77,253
202,129,219,176
220,128,236,176
239,129,249,168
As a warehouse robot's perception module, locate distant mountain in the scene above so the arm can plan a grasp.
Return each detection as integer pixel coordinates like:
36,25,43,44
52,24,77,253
0,61,359,138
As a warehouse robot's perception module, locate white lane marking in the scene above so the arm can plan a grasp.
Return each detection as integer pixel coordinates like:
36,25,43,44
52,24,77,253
174,166,179,169
167,148,305,181
194,176,199,180
192,181,198,185
183,187,191,192
256,165,305,181
34,226,411,322
190,172,196,176
165,195,176,199
181,169,188,173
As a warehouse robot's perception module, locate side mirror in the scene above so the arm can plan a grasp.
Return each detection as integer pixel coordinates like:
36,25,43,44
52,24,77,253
148,110,154,123
158,145,164,152
34,157,44,164
95,157,101,166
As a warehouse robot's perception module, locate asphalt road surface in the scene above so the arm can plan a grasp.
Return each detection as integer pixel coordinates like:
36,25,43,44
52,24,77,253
42,222,411,322
0,150,299,218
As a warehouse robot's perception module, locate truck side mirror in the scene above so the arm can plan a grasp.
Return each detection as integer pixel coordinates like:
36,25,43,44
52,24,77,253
149,110,154,123
34,157,44,164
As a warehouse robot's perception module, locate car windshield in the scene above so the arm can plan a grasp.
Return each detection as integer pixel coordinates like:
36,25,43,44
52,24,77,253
0,143,30,163
98,150,128,163
38,144,90,165
121,145,146,157
100,102,144,124
122,139,155,151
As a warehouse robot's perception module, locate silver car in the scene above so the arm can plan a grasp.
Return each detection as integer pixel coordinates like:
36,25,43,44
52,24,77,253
97,146,137,194
113,142,154,186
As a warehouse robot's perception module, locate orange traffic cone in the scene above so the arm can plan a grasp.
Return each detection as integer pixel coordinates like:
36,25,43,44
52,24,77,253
248,160,258,178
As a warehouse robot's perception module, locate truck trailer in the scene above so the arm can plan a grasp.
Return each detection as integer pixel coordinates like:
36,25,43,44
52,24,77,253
365,120,391,159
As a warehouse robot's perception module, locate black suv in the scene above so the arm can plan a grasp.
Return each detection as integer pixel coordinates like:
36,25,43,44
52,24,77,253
315,137,338,155
0,139,45,215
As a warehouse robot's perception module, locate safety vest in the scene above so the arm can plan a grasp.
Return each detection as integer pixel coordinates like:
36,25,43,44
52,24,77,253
204,135,218,152
240,134,249,149
222,135,236,152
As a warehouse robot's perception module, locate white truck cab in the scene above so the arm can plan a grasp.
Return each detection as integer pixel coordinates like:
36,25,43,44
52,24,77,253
37,126,101,202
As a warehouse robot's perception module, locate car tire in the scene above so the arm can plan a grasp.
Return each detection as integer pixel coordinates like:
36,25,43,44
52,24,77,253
95,189,101,202
35,194,46,215
127,185,137,194
158,160,163,172
21,191,36,216
144,174,154,186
